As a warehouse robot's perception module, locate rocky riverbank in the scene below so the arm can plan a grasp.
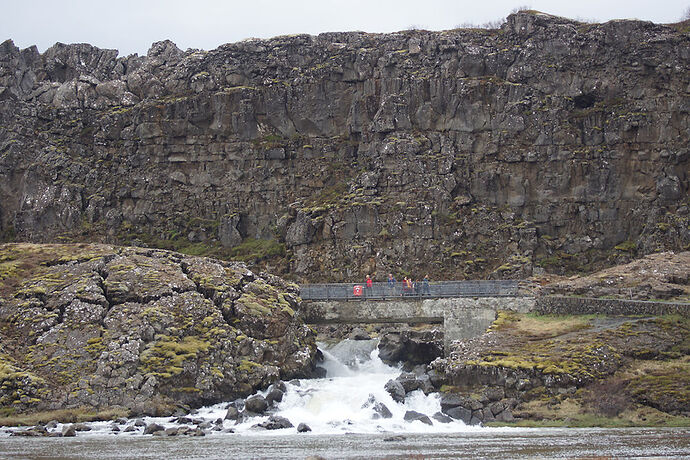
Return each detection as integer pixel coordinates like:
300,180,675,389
425,253,690,427
0,243,319,422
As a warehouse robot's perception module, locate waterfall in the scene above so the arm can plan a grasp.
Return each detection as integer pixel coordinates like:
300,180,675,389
195,339,472,435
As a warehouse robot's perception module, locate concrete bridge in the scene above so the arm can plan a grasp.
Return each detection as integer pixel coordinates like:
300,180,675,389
301,296,536,348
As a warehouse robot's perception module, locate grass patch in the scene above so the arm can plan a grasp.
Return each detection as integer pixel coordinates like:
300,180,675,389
229,238,286,263
0,407,129,427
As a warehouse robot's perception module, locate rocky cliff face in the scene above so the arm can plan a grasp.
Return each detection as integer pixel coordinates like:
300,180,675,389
0,243,318,416
0,12,688,281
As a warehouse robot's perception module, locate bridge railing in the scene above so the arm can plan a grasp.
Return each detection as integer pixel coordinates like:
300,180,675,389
300,280,524,301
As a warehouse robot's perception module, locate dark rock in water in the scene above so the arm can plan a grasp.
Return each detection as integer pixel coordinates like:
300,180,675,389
440,393,464,411
378,330,444,366
45,420,58,429
61,425,77,437
403,410,433,426
110,423,121,432
417,374,435,395
373,402,393,419
48,432,63,437
134,419,147,427
225,406,240,421
297,422,312,432
255,415,294,430
72,423,91,432
115,418,128,425
396,372,422,393
384,435,406,442
312,366,328,378
444,406,472,424
143,423,165,435
432,412,453,423
231,399,246,411
176,416,193,424
214,418,224,425
165,427,179,436
123,425,136,433
384,379,406,403
272,381,287,393
172,405,191,417
197,421,212,430
266,387,284,405
245,395,269,414
469,415,483,426
363,394,393,419
349,327,371,340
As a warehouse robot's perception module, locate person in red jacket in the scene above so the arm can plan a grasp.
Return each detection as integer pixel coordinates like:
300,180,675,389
366,274,373,297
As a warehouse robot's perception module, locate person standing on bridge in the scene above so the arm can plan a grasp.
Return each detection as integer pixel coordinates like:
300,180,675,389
366,274,373,298
386,273,396,298
422,275,430,296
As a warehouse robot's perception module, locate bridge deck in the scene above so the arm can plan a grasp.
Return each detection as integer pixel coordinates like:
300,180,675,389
300,280,523,301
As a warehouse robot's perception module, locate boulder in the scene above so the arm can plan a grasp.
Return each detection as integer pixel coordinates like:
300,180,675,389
432,412,453,423
297,423,312,432
225,406,240,421
349,327,371,340
444,406,472,424
372,402,393,419
378,330,444,366
61,425,77,437
244,395,269,414
266,388,284,405
143,423,166,435
396,372,422,393
384,379,406,403
255,415,293,430
403,410,433,425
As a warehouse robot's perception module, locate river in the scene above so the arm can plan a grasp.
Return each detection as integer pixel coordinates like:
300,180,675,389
1,339,689,459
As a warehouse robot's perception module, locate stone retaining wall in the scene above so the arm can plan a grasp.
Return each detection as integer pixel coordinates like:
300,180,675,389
535,296,690,317
302,297,536,347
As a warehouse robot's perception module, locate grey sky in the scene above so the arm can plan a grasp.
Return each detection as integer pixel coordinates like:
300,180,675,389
3,0,689,57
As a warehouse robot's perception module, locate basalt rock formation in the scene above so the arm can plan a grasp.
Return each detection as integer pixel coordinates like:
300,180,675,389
0,11,689,282
0,243,318,416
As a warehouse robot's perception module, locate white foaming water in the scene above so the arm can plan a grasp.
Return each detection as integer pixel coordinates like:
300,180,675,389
16,340,476,437
194,339,475,435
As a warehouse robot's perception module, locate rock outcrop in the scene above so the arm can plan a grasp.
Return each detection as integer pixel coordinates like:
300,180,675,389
431,310,690,425
0,243,318,416
0,12,689,282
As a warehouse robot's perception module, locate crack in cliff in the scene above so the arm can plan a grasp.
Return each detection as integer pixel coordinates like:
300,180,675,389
178,259,224,309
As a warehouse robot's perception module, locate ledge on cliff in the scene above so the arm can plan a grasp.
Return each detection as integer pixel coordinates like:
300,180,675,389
0,243,318,418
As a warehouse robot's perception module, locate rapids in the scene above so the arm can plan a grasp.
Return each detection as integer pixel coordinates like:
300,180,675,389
193,339,472,435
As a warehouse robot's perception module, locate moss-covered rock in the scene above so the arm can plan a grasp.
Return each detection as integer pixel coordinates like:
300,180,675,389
432,311,690,426
0,243,318,419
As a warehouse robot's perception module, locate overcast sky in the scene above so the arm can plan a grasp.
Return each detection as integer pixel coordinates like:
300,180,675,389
3,0,689,57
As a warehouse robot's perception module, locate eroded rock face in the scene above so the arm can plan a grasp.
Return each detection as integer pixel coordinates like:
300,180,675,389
0,243,318,416
0,12,689,281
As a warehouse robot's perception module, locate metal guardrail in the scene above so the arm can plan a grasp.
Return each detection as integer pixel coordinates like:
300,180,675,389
300,280,524,301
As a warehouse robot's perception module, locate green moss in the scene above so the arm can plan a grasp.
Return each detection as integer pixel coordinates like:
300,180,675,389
614,240,637,252
238,359,262,372
140,335,211,379
227,239,283,263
